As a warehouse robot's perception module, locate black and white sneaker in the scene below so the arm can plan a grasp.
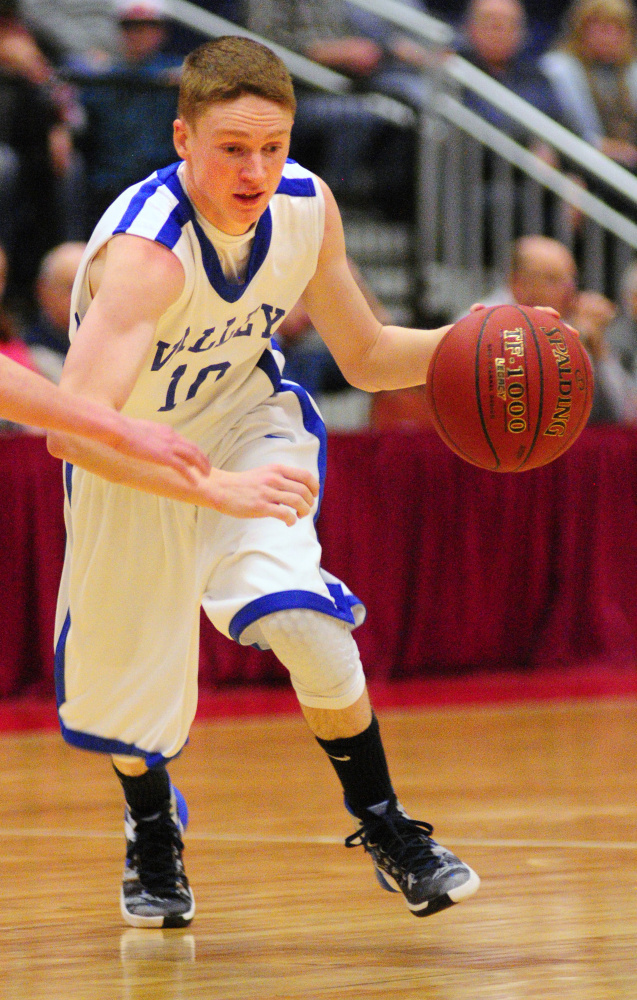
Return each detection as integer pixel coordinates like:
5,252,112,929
345,798,480,917
120,785,195,928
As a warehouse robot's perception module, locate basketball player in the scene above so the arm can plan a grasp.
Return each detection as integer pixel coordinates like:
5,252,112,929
0,351,210,478
49,36,480,928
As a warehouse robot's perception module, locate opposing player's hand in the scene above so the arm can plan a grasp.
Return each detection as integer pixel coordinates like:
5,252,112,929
206,464,320,525
113,416,211,481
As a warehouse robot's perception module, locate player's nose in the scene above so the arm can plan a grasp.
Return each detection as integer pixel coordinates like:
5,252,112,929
241,153,267,185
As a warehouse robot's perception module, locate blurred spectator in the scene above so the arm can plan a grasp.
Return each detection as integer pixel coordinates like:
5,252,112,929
0,1,85,306
478,234,635,422
0,1,84,123
78,0,181,230
0,242,40,431
18,0,121,72
0,244,35,367
243,0,432,214
540,0,637,168
455,0,574,260
24,241,85,383
605,256,637,372
459,0,567,160
168,1,243,58
245,0,434,99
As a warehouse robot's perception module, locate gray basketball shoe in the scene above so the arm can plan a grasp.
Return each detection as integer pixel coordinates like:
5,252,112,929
120,785,195,928
345,798,480,916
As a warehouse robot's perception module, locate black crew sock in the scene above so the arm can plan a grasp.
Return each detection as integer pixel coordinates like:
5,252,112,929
315,713,395,819
113,762,171,818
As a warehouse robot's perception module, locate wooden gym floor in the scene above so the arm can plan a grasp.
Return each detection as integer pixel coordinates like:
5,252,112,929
1,696,636,1000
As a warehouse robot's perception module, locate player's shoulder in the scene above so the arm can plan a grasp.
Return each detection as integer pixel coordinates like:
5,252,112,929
97,162,191,254
86,232,185,312
274,159,322,200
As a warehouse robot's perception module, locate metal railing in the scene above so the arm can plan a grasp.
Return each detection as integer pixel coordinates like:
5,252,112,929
166,0,415,127
163,0,637,314
346,0,637,312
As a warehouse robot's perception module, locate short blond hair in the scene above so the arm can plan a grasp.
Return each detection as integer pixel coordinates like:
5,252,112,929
178,36,296,125
562,0,637,64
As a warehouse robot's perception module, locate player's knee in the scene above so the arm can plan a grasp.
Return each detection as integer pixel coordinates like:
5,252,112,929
258,608,366,708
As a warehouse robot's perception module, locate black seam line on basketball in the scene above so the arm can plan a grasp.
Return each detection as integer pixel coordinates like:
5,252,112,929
475,307,500,470
428,340,489,468
511,305,544,473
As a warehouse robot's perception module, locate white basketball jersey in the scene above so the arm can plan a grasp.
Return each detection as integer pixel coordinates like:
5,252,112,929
70,159,325,450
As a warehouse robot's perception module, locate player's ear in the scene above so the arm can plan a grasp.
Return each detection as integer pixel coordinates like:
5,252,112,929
173,118,189,160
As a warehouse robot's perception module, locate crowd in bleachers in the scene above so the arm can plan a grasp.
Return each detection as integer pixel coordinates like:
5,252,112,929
3,0,637,434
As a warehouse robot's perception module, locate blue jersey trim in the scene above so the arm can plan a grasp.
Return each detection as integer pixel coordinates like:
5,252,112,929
113,163,188,251
256,348,282,392
54,602,183,765
229,589,357,643
112,162,319,301
280,379,327,519
326,583,362,618
58,721,178,767
275,175,316,197
113,172,164,234
114,161,275,302
153,167,194,248
64,461,73,504
54,609,71,706
190,208,273,303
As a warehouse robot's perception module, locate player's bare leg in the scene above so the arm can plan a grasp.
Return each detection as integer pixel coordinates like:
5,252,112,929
112,754,194,928
112,755,149,776
300,687,372,740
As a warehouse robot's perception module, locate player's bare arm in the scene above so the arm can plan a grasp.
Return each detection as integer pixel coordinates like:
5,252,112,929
48,234,318,523
302,179,451,392
0,352,210,478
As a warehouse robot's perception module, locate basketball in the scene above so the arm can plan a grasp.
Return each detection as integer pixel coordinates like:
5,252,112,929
424,304,594,472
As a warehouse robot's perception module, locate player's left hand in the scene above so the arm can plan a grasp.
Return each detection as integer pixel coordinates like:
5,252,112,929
470,302,581,338
114,416,211,481
204,464,320,525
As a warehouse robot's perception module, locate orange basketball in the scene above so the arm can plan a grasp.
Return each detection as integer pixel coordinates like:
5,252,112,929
424,304,594,472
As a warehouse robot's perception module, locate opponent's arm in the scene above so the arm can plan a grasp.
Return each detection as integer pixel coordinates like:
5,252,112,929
48,234,318,523
302,180,451,392
0,352,210,479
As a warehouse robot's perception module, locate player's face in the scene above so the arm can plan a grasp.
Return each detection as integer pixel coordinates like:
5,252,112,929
174,94,293,235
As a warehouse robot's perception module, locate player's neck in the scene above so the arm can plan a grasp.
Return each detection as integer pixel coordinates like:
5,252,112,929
181,165,260,237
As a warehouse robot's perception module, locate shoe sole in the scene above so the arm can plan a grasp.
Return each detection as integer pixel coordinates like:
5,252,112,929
120,888,196,929
374,865,481,917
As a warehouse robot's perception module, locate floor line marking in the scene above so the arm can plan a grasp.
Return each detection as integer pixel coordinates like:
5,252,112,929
2,829,637,850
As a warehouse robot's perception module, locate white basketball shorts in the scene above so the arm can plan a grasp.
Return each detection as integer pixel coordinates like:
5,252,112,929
54,381,366,765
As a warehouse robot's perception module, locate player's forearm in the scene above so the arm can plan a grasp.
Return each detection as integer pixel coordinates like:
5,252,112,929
346,324,451,392
47,429,210,506
47,430,317,523
0,356,117,438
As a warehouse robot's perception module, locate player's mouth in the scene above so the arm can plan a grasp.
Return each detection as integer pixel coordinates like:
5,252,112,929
233,191,265,205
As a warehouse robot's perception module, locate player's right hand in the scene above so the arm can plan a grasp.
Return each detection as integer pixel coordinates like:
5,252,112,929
205,464,320,525
114,416,211,481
